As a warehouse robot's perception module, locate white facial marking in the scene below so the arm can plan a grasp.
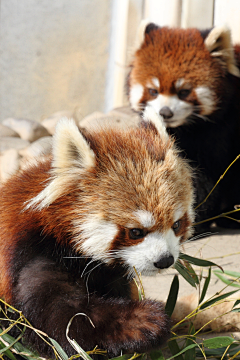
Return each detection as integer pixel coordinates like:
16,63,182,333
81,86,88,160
148,94,193,127
143,106,169,142
152,77,160,89
195,86,215,114
117,229,180,276
174,207,184,222
129,83,144,111
76,215,118,262
134,210,155,228
175,78,185,89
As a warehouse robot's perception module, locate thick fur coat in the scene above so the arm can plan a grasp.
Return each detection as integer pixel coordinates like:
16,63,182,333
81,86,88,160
128,23,240,232
0,108,194,357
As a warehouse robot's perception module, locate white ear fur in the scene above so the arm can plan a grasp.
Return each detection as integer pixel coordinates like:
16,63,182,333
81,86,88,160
25,118,95,210
52,118,95,172
135,19,151,49
143,106,169,143
204,26,240,77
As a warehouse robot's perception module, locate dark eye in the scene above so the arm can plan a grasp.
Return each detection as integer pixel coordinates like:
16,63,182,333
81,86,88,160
178,89,191,100
129,228,145,239
172,220,181,233
148,88,158,97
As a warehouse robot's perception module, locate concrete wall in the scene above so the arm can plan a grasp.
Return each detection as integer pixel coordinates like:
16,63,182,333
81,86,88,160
1,0,240,123
0,0,112,122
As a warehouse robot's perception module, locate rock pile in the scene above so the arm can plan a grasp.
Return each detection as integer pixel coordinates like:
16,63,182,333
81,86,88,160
0,107,140,183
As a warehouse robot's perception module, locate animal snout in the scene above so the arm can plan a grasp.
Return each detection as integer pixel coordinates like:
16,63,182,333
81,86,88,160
154,254,174,269
159,106,174,119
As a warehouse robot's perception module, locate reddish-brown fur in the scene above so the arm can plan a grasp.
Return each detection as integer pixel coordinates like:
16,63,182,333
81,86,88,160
0,120,194,357
128,24,240,232
130,27,224,105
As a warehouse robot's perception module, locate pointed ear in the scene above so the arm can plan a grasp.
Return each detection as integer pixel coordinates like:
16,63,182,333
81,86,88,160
135,20,159,49
142,106,169,143
25,119,95,210
52,118,95,172
204,26,240,77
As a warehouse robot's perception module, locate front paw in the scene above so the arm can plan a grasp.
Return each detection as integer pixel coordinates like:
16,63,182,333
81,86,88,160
106,299,170,356
132,299,171,348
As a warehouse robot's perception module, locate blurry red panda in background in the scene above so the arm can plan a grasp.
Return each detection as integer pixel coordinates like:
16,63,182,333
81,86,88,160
0,107,194,357
128,22,240,233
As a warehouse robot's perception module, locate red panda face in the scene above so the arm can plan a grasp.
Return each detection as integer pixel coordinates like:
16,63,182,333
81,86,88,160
26,108,194,278
129,25,239,127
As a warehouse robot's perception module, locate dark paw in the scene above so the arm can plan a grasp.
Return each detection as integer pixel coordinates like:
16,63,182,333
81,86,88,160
106,300,171,356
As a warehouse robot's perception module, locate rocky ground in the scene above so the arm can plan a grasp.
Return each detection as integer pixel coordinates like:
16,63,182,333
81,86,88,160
0,106,240,353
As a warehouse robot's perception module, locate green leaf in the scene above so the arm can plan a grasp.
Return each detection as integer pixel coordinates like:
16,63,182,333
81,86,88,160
174,262,197,288
0,339,18,360
183,261,199,285
49,338,69,360
167,337,184,360
215,270,240,278
232,308,240,313
179,253,223,271
232,299,240,312
166,343,197,360
111,355,135,360
200,290,239,310
184,323,196,360
196,344,240,357
233,299,240,308
0,329,40,360
199,267,211,304
149,349,165,360
203,336,235,349
165,275,179,317
214,270,240,288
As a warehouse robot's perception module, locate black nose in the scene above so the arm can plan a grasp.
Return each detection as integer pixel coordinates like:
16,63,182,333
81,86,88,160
154,254,174,269
159,106,174,119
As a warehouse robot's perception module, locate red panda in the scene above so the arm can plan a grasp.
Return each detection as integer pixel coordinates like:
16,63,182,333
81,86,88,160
0,107,194,357
128,23,240,232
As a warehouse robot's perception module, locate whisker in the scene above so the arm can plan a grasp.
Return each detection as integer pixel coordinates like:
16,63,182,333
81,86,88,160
81,258,96,277
182,231,213,244
84,262,103,277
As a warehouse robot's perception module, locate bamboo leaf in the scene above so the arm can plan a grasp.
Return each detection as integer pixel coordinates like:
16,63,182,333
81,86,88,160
184,323,196,360
199,267,211,304
167,338,184,360
233,300,240,307
196,344,240,357
49,338,69,360
232,308,240,313
165,275,179,317
0,340,17,360
179,253,223,271
182,261,199,285
111,355,134,360
200,290,239,310
0,329,40,360
215,270,240,278
149,349,165,360
214,270,240,288
203,336,235,349
174,262,197,288
166,342,197,360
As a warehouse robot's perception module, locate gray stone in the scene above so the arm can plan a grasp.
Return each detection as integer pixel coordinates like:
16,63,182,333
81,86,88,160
19,136,53,158
79,108,140,131
0,148,20,182
41,111,75,135
0,124,20,138
2,118,50,142
0,137,30,152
